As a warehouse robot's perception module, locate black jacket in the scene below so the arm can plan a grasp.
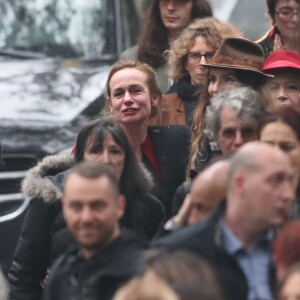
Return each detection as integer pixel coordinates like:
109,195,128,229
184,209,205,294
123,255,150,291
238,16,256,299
8,154,163,300
43,229,146,300
153,201,276,300
145,125,190,219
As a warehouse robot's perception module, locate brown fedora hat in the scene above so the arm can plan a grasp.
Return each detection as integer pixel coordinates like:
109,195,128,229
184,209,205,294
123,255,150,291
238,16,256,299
198,38,273,78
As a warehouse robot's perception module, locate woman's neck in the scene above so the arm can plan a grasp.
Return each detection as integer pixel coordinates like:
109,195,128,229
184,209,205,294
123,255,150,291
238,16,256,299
121,121,148,160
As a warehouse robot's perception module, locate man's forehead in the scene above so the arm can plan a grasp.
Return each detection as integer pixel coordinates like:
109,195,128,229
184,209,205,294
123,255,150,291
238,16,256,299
255,152,293,176
65,174,114,193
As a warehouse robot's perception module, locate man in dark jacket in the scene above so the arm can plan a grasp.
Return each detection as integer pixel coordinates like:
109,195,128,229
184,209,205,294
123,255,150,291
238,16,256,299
153,142,295,300
43,161,146,300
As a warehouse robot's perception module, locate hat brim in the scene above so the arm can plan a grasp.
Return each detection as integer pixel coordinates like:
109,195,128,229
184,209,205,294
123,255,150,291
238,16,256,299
263,62,300,73
198,63,274,78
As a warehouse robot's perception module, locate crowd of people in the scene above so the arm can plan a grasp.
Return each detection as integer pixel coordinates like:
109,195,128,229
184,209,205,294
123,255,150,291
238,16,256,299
2,0,300,300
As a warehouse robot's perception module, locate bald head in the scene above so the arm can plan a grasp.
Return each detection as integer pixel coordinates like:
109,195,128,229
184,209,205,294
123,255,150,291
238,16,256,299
228,142,293,186
226,141,295,232
187,159,230,225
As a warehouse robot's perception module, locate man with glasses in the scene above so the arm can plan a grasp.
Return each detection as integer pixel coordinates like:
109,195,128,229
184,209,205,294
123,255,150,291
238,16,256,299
150,17,240,126
257,0,300,56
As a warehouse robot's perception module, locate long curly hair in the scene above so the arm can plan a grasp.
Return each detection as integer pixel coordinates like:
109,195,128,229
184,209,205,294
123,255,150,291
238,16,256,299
167,17,241,81
185,20,242,176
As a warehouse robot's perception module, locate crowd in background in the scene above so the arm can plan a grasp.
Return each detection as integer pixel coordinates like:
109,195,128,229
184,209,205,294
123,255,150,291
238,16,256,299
1,0,300,300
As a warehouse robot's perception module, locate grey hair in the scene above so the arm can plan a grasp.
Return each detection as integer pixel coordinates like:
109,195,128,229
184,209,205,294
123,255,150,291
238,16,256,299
204,87,266,143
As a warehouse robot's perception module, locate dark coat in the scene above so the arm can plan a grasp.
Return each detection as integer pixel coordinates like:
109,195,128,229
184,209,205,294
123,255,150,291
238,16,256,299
144,125,190,219
153,201,276,300
256,26,278,58
8,155,163,300
43,229,146,300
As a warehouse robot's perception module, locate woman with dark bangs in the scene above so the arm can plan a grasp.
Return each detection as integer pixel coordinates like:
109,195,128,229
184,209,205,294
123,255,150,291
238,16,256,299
8,118,163,300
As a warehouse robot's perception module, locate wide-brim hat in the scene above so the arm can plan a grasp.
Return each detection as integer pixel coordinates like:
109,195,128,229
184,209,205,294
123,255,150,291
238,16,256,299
263,50,300,73
198,37,273,78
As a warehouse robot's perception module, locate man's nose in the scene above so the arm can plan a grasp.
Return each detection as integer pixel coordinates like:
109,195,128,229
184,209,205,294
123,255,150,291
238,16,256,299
282,181,296,203
80,207,94,222
234,131,243,146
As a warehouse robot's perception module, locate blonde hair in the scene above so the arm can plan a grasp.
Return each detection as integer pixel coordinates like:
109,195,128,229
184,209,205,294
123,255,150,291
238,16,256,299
167,17,242,81
184,19,242,176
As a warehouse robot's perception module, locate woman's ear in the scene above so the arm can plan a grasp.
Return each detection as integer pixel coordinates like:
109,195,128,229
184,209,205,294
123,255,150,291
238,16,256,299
151,93,160,107
107,97,114,112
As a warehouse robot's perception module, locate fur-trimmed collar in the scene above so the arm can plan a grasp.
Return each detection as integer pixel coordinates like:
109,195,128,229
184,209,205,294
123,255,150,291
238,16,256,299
21,154,154,203
21,154,74,203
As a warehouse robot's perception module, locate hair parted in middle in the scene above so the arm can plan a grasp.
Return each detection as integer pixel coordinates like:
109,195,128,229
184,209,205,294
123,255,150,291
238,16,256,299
167,17,242,81
75,117,151,201
137,0,213,69
105,60,161,99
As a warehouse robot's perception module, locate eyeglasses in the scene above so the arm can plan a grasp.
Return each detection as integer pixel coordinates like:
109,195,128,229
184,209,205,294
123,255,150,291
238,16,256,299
187,51,215,64
275,7,300,21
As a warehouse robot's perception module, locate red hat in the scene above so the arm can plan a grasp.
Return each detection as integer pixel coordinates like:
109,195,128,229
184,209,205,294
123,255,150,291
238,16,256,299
263,50,300,74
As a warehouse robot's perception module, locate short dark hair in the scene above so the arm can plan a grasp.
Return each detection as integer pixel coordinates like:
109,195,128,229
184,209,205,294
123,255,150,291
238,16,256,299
144,248,224,300
259,106,300,141
266,0,300,22
68,160,119,196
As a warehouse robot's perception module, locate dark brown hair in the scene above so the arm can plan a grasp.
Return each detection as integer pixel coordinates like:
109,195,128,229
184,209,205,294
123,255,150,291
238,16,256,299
137,0,212,68
259,106,300,141
266,0,300,23
144,248,224,300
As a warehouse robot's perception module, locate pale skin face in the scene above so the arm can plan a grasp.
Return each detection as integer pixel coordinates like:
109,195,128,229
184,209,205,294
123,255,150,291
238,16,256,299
185,36,214,87
234,149,295,232
84,133,125,181
63,174,125,260
279,272,300,300
107,68,158,126
265,70,300,108
260,122,300,186
187,161,228,225
159,0,193,36
274,0,300,43
172,160,229,227
218,106,258,155
208,68,241,97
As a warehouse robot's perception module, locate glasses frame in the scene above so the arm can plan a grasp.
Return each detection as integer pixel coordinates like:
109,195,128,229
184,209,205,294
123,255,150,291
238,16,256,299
187,51,215,65
275,7,300,21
